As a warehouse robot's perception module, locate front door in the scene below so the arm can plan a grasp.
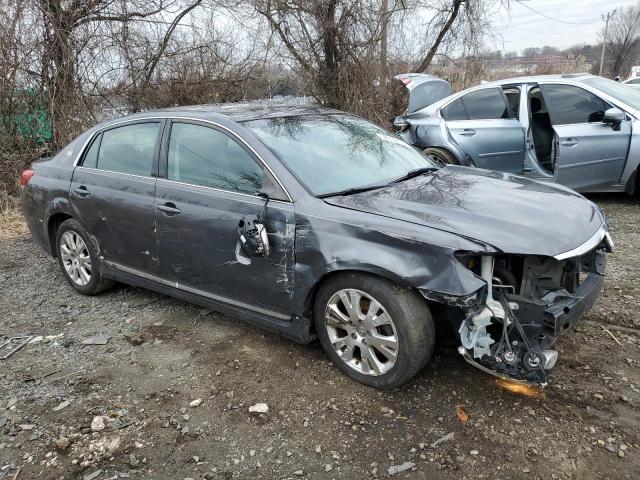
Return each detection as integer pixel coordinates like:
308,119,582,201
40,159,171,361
154,120,296,316
69,121,161,274
540,84,632,191
443,87,525,173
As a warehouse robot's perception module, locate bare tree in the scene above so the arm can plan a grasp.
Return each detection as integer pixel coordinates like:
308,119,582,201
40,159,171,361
253,0,391,107
413,0,495,73
37,0,209,144
601,3,640,78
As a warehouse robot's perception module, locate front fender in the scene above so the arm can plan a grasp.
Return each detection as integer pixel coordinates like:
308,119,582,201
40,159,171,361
292,206,490,315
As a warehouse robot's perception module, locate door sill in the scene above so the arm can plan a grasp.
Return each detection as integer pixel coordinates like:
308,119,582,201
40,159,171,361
104,260,292,322
101,260,315,343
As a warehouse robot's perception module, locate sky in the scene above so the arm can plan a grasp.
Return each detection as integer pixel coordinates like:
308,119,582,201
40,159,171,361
491,0,639,54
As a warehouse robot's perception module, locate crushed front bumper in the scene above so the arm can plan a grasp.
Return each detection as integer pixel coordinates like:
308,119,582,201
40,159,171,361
457,250,607,386
544,266,604,338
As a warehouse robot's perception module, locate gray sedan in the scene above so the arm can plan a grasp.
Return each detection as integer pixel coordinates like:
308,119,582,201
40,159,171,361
395,73,640,194
21,105,612,388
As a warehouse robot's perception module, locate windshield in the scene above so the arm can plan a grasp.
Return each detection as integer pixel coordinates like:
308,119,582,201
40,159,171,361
244,114,436,196
581,76,640,111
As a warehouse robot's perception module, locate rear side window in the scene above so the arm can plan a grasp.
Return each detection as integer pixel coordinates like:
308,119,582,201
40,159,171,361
96,123,159,176
168,122,263,194
540,84,610,125
441,99,467,120
81,134,101,169
460,88,510,120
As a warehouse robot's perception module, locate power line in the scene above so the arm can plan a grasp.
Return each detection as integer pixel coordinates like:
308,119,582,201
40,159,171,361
514,1,600,26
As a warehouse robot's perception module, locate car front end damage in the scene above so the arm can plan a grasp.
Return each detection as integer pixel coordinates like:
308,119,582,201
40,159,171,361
433,230,613,386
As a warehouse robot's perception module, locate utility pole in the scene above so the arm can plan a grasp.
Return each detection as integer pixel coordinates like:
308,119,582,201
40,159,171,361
599,10,612,76
380,0,389,91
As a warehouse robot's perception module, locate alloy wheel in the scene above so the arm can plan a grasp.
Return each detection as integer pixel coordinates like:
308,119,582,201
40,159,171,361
60,230,92,286
324,288,399,376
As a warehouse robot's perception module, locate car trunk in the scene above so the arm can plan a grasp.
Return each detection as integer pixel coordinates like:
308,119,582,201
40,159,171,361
395,73,452,114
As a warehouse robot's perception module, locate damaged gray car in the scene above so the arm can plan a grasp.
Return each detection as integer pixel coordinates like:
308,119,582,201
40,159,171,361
394,73,640,195
21,104,613,388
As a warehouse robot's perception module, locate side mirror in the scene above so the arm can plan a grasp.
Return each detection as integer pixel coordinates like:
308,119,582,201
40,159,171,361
237,215,270,258
603,107,625,131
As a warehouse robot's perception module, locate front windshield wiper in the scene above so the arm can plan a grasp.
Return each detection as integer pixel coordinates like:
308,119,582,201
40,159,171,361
317,167,438,198
387,167,438,185
317,182,390,198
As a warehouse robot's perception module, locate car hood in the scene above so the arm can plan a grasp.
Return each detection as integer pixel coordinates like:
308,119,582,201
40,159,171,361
324,166,604,258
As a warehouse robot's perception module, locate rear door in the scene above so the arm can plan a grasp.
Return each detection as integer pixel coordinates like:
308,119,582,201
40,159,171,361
443,87,525,173
70,121,162,274
154,120,296,316
540,84,631,191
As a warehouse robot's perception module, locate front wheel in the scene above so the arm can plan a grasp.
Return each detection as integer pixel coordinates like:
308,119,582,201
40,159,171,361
55,218,114,295
314,273,434,389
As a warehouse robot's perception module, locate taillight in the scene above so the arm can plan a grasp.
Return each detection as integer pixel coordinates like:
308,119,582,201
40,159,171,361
20,169,34,189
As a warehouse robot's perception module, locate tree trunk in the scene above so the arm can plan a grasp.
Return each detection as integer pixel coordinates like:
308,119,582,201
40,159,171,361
41,0,78,146
317,0,340,107
415,0,463,73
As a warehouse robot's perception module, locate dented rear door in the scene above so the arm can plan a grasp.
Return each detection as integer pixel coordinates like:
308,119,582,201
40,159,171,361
69,121,161,275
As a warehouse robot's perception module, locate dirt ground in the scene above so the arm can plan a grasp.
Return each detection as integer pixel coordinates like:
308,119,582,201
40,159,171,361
1,193,639,480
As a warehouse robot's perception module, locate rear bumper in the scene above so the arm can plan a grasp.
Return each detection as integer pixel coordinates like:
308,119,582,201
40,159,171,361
21,188,53,255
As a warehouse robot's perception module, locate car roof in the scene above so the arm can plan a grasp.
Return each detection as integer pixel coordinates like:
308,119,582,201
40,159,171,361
125,103,344,123
486,73,594,86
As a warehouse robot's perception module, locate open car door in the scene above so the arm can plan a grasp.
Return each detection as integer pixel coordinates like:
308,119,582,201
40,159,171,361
540,84,631,191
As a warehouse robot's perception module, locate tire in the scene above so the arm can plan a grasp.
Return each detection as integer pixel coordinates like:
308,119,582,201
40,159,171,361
55,218,114,295
314,272,435,389
423,147,460,167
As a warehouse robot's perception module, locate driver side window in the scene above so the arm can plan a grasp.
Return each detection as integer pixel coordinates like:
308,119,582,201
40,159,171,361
540,84,611,125
167,122,263,194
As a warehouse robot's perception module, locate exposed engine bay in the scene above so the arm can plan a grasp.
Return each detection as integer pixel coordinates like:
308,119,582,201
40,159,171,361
455,247,608,386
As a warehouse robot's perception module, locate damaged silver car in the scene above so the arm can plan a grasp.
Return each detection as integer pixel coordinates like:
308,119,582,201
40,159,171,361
395,73,640,195
21,105,613,388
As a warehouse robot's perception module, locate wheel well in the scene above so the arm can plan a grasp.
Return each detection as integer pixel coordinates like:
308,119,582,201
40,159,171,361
424,146,451,153
423,146,461,163
302,269,412,318
303,269,464,341
47,213,73,257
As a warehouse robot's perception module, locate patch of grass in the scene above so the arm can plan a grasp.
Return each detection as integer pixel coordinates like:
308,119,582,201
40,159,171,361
0,190,27,239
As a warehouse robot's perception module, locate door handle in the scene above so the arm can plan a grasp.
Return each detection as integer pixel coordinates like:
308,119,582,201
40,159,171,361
460,129,476,136
157,202,181,215
561,138,578,147
73,186,90,197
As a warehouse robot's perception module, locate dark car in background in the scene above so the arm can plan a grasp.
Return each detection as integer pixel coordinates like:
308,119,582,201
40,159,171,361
21,104,613,388
394,73,640,195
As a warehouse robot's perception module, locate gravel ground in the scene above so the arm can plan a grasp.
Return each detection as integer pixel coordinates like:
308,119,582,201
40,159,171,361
1,194,639,480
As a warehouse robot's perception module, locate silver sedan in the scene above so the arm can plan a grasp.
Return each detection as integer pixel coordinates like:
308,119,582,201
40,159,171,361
395,73,640,195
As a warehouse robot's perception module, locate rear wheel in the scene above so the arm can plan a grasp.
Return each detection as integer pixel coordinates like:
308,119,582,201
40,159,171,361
423,147,460,167
55,219,114,295
314,273,434,389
